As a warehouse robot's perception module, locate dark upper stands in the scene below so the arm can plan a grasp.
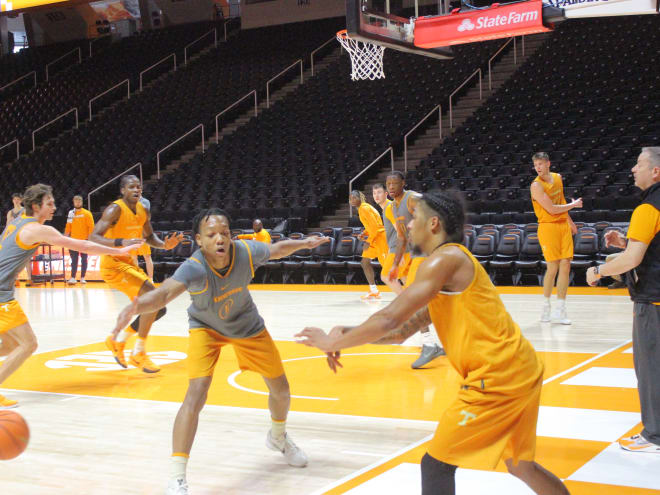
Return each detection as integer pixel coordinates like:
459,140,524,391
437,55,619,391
408,15,660,225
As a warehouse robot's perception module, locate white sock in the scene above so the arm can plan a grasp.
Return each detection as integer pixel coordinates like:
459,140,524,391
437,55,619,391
132,336,146,355
422,330,436,346
271,418,286,440
369,284,378,293
543,297,551,306
557,299,566,309
170,454,188,480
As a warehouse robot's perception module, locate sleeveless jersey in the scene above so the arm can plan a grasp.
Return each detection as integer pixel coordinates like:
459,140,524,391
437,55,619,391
427,243,543,395
0,215,40,302
382,200,398,252
103,199,147,261
532,173,568,223
392,190,417,255
8,207,24,222
172,240,271,338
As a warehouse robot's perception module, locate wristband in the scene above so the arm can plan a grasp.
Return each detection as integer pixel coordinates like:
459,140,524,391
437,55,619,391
114,238,124,247
594,265,602,279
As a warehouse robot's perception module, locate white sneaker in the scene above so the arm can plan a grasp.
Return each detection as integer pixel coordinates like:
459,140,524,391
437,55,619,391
551,307,571,325
266,430,308,467
67,278,77,285
540,304,551,322
166,478,188,495
80,278,87,284
619,434,660,453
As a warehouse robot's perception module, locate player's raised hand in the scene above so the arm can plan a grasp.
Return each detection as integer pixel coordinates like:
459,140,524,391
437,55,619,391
295,326,334,352
163,232,184,250
304,235,331,249
604,230,626,249
113,298,138,337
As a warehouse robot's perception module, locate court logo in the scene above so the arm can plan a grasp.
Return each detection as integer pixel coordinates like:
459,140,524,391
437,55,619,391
457,19,475,32
45,350,186,372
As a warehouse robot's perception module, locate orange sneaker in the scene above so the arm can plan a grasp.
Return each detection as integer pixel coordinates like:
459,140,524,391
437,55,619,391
105,336,127,368
129,352,161,373
360,291,381,300
0,394,18,409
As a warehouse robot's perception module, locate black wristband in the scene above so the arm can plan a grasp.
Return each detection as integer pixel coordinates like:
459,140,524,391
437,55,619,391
114,238,124,247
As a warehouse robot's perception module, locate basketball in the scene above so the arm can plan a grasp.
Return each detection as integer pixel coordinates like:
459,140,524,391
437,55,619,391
0,411,30,460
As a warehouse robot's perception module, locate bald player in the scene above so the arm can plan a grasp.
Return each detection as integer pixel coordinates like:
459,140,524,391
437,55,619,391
236,219,271,244
112,208,330,495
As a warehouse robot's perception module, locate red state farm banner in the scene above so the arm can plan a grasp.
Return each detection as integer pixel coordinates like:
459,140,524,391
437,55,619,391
414,1,553,48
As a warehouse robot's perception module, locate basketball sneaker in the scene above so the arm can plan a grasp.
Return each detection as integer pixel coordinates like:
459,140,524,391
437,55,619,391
266,431,308,467
129,352,161,373
166,478,189,495
66,278,77,285
540,304,551,322
105,336,127,368
360,291,381,300
0,394,18,409
411,344,446,369
81,278,87,284
551,308,571,325
619,434,660,453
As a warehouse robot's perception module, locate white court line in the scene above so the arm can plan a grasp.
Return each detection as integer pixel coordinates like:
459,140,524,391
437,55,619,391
310,338,634,495
341,451,388,458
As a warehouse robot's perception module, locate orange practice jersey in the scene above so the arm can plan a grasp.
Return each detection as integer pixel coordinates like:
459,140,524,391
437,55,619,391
532,173,568,223
358,202,385,244
65,208,94,240
103,199,147,259
237,230,271,244
427,243,543,395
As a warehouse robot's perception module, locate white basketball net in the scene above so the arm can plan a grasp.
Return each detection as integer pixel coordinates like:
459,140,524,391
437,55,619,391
336,31,386,81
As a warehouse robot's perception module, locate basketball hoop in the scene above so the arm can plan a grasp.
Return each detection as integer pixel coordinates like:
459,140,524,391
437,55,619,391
336,29,386,81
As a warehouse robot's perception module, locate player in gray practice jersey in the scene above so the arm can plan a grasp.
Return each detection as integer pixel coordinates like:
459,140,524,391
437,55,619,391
112,207,330,495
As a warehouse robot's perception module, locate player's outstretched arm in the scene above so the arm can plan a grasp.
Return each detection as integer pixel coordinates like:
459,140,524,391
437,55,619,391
20,223,141,256
269,235,330,259
89,204,143,248
113,278,187,333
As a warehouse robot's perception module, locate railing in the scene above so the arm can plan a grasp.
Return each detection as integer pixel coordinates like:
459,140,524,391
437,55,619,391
0,71,36,94
266,59,303,108
488,37,516,91
349,147,394,217
449,69,481,129
0,139,19,162
184,28,217,65
214,90,257,144
89,79,130,121
87,162,143,211
89,34,111,58
404,104,441,174
32,107,78,151
156,124,205,179
139,53,176,91
223,17,240,41
45,47,82,81
310,36,336,76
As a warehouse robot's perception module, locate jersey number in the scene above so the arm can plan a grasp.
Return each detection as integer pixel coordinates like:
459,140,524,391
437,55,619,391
218,298,234,320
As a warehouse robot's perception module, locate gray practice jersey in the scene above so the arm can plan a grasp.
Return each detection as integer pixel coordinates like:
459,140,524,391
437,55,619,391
392,190,417,255
0,215,39,302
382,200,398,253
172,240,271,338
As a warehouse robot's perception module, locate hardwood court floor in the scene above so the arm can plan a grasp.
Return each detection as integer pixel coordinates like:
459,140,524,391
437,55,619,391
1,283,658,494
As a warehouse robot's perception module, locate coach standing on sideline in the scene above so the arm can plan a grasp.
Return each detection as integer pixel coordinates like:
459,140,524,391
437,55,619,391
587,147,660,454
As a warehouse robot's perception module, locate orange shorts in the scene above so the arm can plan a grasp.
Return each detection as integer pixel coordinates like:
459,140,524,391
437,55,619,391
538,221,573,262
427,377,542,469
0,300,28,335
361,233,388,266
136,243,151,256
187,328,285,379
100,256,150,299
382,252,412,280
403,256,425,288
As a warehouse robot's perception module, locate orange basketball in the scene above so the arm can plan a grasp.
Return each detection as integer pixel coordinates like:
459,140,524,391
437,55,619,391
0,411,29,460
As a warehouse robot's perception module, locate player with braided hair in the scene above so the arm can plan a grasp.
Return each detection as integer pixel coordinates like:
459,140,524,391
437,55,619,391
297,190,569,495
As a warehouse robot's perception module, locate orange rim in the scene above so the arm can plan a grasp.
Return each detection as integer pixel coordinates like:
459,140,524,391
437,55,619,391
337,29,349,39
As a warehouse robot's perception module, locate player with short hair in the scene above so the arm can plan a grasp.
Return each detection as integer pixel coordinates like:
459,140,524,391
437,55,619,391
0,184,138,408
371,183,403,294
65,194,95,284
236,219,271,244
90,175,183,373
296,190,570,495
112,208,330,495
5,193,32,286
530,152,582,324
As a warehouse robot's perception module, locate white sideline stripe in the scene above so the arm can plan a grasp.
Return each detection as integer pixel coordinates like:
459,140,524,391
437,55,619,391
560,367,638,389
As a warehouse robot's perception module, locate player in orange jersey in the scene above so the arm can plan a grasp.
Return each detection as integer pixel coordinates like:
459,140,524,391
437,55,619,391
236,219,271,244
349,190,389,299
530,152,582,325
297,190,569,495
89,175,183,373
